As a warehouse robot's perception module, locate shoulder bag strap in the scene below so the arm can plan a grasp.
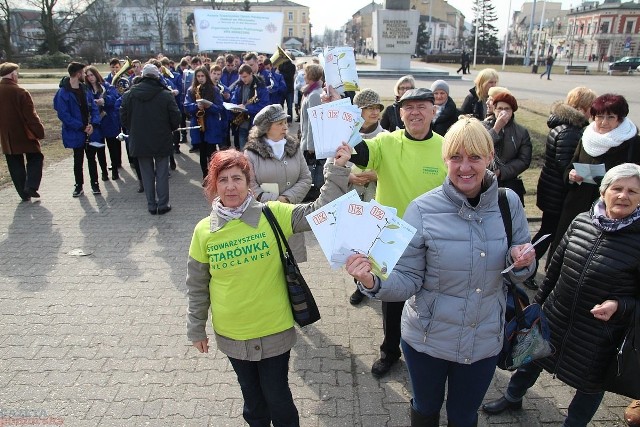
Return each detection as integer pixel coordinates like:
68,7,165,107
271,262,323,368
498,187,512,248
262,204,296,267
262,204,286,267
498,188,526,324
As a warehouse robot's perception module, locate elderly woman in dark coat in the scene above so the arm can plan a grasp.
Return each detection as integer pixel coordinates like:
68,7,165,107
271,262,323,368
483,162,640,427
429,80,458,136
244,104,312,261
483,92,532,206
528,87,596,285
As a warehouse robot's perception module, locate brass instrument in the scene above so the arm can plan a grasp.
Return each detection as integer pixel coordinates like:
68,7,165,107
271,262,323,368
161,65,174,79
232,93,258,127
112,56,132,94
270,45,293,69
195,84,205,132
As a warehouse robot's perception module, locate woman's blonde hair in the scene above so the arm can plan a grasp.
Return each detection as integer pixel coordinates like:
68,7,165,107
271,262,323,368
565,87,597,112
442,117,494,160
304,63,324,82
487,86,511,98
393,75,416,96
474,68,499,100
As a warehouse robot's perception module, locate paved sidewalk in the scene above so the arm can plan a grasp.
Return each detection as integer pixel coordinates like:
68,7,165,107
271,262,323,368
0,145,630,427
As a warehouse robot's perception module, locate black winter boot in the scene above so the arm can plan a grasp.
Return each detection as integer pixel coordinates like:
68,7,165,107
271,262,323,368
410,401,440,427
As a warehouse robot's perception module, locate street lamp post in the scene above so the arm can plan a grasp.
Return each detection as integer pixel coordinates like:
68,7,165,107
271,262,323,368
524,0,537,66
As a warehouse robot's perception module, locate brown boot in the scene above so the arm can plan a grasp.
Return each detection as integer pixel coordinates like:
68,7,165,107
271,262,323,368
625,400,640,427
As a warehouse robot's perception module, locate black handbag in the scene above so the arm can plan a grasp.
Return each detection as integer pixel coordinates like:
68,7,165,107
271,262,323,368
262,205,321,327
603,301,640,399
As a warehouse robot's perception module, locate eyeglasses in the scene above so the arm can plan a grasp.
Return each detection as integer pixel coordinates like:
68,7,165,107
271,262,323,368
494,107,512,112
595,114,617,123
398,86,414,91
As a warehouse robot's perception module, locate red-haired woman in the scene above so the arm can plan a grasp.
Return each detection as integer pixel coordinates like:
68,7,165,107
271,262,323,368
185,144,351,426
550,93,640,257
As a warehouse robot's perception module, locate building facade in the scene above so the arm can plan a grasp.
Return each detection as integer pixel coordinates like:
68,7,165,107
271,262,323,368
564,0,640,61
108,0,310,56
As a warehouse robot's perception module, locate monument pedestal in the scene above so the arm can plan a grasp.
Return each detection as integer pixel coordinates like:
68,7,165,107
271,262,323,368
377,53,412,70
372,8,420,71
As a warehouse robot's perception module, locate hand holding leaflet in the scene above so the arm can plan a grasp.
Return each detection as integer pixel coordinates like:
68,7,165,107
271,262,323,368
501,234,551,274
573,163,606,185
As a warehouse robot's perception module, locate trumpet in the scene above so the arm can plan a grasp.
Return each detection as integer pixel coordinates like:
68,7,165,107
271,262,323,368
112,56,132,94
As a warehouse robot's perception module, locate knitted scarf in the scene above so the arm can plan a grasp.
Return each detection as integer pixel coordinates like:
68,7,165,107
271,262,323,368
591,199,640,232
581,117,637,157
211,194,253,225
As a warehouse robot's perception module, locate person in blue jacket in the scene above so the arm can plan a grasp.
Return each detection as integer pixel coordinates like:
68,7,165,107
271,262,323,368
85,65,122,181
230,64,269,150
53,62,101,197
184,66,226,181
262,58,287,107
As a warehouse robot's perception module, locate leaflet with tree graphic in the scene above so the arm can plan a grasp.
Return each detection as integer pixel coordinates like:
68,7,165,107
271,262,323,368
322,46,360,94
307,196,416,279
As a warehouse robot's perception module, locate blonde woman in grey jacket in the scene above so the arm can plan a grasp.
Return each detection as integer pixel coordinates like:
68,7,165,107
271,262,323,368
346,118,535,427
244,104,312,261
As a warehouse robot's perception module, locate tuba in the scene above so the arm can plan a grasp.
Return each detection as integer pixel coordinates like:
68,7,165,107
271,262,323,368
112,56,132,94
270,45,293,69
195,84,205,132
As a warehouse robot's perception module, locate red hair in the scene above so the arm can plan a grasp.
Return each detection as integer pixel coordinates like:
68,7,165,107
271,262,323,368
590,93,629,119
204,150,251,202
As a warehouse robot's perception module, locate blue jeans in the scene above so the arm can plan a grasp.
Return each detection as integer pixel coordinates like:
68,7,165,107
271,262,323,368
238,127,249,151
505,363,605,427
228,351,299,427
402,340,498,427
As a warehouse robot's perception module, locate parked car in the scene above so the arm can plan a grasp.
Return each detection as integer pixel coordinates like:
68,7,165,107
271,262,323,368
285,48,306,58
608,56,640,73
312,47,324,56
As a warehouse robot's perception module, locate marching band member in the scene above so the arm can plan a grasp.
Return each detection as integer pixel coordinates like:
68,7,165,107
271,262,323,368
184,66,226,181
85,66,123,180
230,63,269,150
84,66,113,183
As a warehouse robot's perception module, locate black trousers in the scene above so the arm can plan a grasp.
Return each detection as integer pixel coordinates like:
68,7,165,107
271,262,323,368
124,139,142,181
199,142,219,179
5,152,44,198
380,301,404,360
73,145,98,186
106,136,122,169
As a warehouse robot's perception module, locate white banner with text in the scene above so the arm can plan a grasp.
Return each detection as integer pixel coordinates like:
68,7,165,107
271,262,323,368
193,9,283,53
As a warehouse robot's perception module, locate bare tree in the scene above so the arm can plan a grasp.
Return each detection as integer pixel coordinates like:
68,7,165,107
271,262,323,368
77,0,119,61
143,0,180,53
25,0,93,54
0,0,13,60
